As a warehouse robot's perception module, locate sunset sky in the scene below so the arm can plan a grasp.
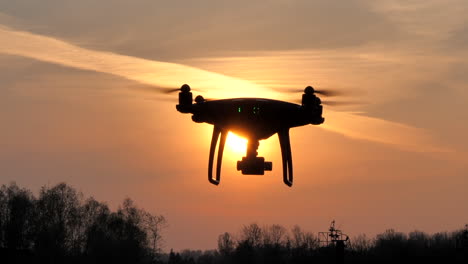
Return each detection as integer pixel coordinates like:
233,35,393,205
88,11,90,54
1,0,467,251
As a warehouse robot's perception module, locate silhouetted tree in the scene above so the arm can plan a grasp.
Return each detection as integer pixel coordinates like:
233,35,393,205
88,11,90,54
0,183,35,251
263,224,287,247
86,211,149,263
374,229,408,260
289,225,305,249
143,211,167,255
168,249,182,264
350,233,372,253
289,225,317,250
0,182,166,264
33,183,82,260
234,240,255,264
179,249,203,263
430,231,452,255
288,225,318,264
197,250,218,264
218,232,235,256
407,230,429,256
240,223,262,248
4,182,468,263
85,198,156,263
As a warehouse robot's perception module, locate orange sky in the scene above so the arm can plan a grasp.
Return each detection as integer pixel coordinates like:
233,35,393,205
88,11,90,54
1,0,468,251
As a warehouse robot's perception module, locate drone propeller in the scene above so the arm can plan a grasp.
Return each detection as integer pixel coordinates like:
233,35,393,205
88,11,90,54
137,84,202,95
148,96,218,103
159,87,183,94
321,100,366,106
314,89,343,97
133,86,177,94
291,98,365,107
276,87,345,97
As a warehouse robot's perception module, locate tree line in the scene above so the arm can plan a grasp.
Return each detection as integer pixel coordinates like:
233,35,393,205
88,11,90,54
1,182,467,263
165,223,468,264
0,182,166,264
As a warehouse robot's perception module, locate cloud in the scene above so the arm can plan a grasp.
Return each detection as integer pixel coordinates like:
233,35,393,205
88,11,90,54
321,110,451,153
0,0,400,60
2,0,467,61
368,0,468,42
0,25,270,99
0,25,454,154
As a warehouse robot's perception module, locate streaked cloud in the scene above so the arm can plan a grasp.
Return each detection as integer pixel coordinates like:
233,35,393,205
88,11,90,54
0,0,400,60
0,25,270,99
0,25,453,154
321,110,450,153
368,0,468,39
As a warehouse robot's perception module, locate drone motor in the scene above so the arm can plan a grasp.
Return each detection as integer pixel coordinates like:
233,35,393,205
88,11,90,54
176,84,193,113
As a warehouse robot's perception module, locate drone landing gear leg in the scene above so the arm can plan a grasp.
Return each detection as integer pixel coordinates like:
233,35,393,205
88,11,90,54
208,126,227,185
278,129,293,187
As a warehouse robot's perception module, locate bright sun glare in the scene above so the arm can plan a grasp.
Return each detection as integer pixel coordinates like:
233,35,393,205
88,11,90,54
226,132,247,156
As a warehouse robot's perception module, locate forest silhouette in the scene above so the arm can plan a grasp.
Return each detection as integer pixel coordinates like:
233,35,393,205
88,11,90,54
0,182,467,264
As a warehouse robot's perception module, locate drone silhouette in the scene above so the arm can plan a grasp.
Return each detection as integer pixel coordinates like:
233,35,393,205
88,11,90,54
162,84,346,187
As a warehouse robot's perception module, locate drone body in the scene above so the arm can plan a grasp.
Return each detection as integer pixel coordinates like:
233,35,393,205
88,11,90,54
176,84,324,187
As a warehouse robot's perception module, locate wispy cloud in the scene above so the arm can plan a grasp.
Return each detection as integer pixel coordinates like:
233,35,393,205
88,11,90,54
0,25,269,99
0,25,451,153
322,110,451,153
368,0,468,40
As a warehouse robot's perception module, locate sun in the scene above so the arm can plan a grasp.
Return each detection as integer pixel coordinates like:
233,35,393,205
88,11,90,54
226,132,247,156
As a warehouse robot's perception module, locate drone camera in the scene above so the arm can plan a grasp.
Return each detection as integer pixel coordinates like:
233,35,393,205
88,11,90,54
237,157,272,175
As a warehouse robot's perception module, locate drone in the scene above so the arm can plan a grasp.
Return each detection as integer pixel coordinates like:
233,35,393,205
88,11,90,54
167,84,342,187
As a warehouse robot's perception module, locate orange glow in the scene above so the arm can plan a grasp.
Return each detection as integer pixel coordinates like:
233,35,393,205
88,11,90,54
3,17,467,254
224,132,278,161
225,132,247,157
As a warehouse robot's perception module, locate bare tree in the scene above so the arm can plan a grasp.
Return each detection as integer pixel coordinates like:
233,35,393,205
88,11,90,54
374,229,408,256
289,225,318,250
240,223,263,248
290,225,305,248
143,212,167,254
218,232,235,255
263,224,287,246
116,198,168,256
34,183,83,256
350,233,372,253
80,197,110,253
0,183,35,250
0,185,6,248
303,231,319,250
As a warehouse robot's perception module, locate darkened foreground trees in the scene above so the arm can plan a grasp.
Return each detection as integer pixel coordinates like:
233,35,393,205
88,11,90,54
0,182,166,264
2,182,468,264
168,223,468,264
